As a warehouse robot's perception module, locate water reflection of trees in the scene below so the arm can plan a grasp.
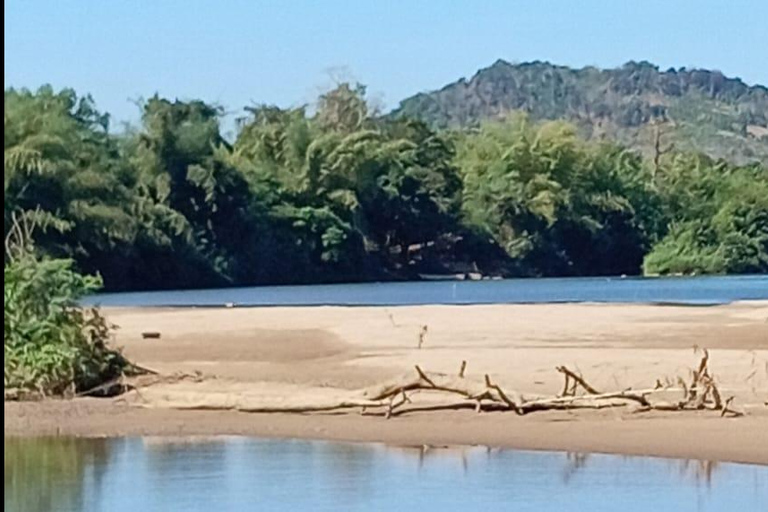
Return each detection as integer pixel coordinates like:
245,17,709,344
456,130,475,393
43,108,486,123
379,444,728,491
562,452,724,488
676,459,719,488
383,444,501,477
4,437,111,512
562,452,590,484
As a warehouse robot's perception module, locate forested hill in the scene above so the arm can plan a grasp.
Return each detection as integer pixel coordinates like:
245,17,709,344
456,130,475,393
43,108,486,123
392,60,768,165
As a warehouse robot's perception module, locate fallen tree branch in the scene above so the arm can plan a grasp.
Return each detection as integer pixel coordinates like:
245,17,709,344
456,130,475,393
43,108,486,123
720,397,744,418
524,388,654,409
556,366,601,395
127,350,747,420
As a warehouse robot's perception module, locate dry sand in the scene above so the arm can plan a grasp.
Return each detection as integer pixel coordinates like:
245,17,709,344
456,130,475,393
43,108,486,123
6,301,768,464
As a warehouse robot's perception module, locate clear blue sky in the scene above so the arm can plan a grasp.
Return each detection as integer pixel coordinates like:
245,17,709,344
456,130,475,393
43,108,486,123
5,0,767,130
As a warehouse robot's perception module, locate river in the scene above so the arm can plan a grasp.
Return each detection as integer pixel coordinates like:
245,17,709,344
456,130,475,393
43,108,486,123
4,437,767,512
86,274,768,307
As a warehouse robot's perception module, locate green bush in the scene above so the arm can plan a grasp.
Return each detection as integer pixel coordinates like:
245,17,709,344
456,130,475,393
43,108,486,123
643,161,768,276
4,254,127,397
642,222,726,275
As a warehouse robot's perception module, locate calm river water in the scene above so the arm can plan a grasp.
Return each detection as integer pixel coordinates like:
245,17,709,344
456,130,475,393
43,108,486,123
4,437,767,512
86,274,768,307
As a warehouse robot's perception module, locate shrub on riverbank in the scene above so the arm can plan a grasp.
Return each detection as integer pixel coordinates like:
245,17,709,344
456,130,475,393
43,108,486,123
4,253,128,398
644,160,768,275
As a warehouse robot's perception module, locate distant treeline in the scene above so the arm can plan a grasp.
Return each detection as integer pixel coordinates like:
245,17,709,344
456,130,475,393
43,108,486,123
4,84,767,291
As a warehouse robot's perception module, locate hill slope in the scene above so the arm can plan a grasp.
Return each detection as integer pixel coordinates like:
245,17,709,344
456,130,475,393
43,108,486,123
392,60,768,164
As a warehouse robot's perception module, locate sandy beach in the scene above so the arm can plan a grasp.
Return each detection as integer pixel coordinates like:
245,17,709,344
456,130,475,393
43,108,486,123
6,301,768,464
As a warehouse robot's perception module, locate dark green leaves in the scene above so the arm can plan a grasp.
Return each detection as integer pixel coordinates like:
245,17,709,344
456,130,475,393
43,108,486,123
5,84,765,290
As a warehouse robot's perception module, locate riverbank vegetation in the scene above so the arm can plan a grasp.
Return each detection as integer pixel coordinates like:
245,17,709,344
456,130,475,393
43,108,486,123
4,212,129,398
5,84,767,292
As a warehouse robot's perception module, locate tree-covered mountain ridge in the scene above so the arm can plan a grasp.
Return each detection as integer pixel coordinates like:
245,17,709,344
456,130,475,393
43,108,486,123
392,60,768,165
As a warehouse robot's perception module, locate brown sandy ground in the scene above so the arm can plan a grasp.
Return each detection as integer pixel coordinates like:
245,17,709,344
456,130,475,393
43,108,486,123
5,301,768,464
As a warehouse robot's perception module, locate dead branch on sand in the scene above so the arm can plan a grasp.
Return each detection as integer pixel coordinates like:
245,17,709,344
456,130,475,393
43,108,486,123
78,369,202,398
131,350,745,419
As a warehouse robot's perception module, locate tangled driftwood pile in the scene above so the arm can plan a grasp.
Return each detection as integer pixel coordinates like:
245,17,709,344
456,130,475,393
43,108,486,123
344,350,741,418
128,349,744,418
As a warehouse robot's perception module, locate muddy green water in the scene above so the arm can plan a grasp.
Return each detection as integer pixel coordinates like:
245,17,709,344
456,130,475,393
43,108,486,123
4,437,767,511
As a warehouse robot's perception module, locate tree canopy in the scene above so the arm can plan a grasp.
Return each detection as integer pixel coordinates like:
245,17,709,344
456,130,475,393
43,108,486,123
5,84,766,291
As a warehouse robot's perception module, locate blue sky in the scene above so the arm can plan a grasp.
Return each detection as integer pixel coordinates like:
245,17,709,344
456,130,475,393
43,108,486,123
5,1,767,129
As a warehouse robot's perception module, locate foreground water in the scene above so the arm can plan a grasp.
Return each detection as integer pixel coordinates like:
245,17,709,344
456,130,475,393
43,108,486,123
5,437,766,512
86,274,768,307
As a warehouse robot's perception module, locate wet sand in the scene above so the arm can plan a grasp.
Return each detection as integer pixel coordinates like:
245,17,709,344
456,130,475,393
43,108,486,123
6,301,768,464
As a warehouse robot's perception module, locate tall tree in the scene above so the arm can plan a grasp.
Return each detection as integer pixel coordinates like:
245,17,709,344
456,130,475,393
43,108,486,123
4,86,138,281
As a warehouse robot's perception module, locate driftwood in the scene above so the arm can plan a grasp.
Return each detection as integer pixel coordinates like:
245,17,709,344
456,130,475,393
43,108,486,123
556,366,601,396
76,364,166,398
128,349,747,419
630,349,742,417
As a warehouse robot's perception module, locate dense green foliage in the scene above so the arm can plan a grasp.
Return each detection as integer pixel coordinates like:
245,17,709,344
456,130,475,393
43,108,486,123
393,60,768,165
4,252,126,396
644,156,768,275
4,84,767,294
455,116,661,276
